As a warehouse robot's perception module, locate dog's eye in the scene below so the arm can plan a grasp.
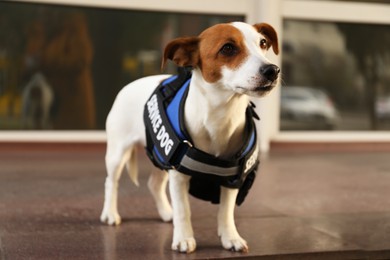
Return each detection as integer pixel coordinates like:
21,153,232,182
260,39,268,50
220,43,237,56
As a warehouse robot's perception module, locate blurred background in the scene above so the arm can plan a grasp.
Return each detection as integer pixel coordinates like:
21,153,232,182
0,0,389,139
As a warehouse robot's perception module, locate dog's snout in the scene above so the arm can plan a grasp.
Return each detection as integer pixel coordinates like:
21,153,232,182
260,64,280,81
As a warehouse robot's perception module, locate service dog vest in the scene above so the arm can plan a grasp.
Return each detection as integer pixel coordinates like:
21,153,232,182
144,68,260,205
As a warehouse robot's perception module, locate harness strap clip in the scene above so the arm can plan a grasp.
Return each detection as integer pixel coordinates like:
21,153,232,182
183,140,193,148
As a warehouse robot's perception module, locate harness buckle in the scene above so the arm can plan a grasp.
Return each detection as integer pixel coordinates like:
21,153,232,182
183,140,193,148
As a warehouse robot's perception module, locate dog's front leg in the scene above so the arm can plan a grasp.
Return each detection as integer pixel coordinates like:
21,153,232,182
218,187,248,252
168,170,196,253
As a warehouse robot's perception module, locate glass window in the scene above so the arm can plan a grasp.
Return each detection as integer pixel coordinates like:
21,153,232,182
0,1,243,130
281,20,390,131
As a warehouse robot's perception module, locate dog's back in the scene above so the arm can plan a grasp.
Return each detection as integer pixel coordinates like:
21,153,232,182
106,74,171,148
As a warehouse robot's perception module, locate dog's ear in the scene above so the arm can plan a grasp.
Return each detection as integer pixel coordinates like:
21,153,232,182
162,37,200,70
253,23,279,55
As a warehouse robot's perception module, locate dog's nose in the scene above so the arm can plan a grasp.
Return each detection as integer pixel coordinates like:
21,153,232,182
260,64,280,81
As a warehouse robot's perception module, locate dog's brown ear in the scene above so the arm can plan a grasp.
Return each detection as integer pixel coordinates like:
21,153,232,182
253,23,279,55
162,37,200,70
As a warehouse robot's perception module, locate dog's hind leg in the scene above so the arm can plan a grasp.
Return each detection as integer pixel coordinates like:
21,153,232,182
100,145,132,226
218,187,248,252
126,147,139,187
148,169,172,222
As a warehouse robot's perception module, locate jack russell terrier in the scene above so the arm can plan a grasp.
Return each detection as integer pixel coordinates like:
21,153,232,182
101,21,280,253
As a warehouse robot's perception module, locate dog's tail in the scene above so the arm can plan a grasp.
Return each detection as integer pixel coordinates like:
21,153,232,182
126,147,139,186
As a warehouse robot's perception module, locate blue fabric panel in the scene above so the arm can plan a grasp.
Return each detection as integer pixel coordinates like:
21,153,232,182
153,147,165,164
242,131,255,155
162,75,178,85
166,79,191,140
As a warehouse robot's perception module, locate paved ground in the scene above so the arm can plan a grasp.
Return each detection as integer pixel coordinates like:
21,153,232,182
1,143,390,259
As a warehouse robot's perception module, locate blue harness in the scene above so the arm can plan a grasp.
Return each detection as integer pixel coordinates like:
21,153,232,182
144,69,259,205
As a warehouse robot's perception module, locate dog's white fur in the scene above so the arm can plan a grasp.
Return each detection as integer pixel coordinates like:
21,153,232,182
101,22,279,253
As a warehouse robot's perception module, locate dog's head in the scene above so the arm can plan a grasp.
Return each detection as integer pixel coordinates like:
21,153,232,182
162,22,280,97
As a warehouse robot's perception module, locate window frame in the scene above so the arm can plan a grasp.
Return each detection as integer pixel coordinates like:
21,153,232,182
0,0,250,142
1,0,390,144
277,0,390,143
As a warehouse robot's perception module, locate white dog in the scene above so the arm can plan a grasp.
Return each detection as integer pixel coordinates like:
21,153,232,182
101,21,279,253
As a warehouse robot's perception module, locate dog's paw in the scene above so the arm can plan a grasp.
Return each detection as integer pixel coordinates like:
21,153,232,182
221,235,248,252
100,210,121,226
171,237,196,253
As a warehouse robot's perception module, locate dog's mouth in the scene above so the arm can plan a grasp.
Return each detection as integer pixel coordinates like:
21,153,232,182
236,80,277,96
254,85,273,92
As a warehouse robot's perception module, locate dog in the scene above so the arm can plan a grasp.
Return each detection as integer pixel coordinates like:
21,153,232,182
100,21,280,253
22,72,54,129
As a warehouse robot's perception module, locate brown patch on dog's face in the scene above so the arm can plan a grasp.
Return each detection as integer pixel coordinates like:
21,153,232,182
162,23,253,84
197,24,248,83
253,23,279,55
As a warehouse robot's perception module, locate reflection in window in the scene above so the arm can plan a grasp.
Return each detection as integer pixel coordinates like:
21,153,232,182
282,20,390,131
0,2,243,130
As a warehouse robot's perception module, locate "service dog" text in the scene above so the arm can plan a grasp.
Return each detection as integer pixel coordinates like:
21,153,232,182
146,94,174,156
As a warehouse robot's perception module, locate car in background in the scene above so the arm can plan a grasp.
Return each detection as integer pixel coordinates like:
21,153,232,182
280,86,339,130
376,96,390,120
